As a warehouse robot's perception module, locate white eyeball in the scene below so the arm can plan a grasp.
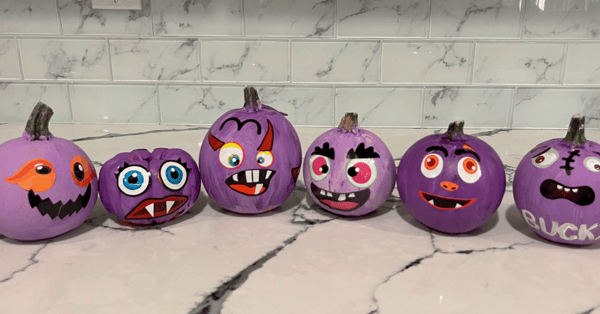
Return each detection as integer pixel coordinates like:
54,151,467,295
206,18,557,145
421,153,444,178
118,165,151,196
531,147,559,168
457,157,481,184
584,156,600,173
345,158,378,188
160,161,188,191
309,155,331,182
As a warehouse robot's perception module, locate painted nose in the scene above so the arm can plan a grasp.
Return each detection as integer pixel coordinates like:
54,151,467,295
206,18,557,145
441,181,459,191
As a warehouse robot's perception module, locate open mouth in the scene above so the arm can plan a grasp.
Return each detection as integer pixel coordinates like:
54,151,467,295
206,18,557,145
310,183,369,211
125,195,188,220
225,169,275,196
419,191,475,211
28,184,92,219
540,179,595,206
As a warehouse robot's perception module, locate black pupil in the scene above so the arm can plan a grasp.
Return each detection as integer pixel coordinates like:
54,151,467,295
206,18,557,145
595,165,600,170
36,166,51,175
320,165,329,174
128,173,138,184
73,163,84,181
170,168,179,179
348,167,358,177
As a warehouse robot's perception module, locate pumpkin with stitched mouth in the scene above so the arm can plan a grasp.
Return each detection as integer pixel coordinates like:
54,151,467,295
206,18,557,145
199,86,302,214
0,103,98,241
397,120,505,234
303,113,396,216
514,115,600,245
99,148,201,225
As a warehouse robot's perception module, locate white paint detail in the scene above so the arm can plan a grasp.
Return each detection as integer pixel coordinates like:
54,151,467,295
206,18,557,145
146,203,154,217
253,170,260,183
573,188,578,193
557,184,563,190
521,209,540,230
429,199,434,205
255,184,263,195
564,187,571,192
349,193,355,198
232,174,238,182
166,201,174,213
455,203,462,208
265,170,272,179
579,224,598,241
326,192,333,197
338,194,346,201
320,190,326,196
245,170,253,183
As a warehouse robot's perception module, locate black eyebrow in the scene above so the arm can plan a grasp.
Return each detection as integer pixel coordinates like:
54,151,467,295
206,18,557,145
533,147,551,157
426,146,448,157
529,145,549,154
593,151,600,156
311,142,335,159
346,143,380,159
455,149,481,162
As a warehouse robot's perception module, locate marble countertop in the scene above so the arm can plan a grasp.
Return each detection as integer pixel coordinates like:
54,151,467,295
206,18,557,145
0,123,599,314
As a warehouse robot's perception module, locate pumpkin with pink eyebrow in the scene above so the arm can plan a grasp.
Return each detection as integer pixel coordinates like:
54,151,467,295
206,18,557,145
199,87,301,214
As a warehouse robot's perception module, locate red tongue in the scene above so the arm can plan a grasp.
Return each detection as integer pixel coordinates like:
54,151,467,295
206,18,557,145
321,199,359,210
230,184,265,196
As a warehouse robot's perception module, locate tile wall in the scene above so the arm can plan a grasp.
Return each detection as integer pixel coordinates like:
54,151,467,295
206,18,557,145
1,0,599,128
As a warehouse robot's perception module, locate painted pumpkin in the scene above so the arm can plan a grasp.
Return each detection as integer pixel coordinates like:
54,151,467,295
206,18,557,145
199,86,301,214
99,148,201,225
397,120,505,234
514,115,600,245
303,113,395,216
0,103,98,240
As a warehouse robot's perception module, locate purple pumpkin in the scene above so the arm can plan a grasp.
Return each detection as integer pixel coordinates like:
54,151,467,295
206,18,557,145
0,103,98,240
397,120,505,234
99,148,200,225
514,115,600,245
303,113,395,216
199,87,301,214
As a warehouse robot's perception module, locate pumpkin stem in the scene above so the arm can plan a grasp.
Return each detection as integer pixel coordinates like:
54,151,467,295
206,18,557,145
24,102,54,141
338,112,359,132
563,114,587,147
443,120,465,141
243,86,261,112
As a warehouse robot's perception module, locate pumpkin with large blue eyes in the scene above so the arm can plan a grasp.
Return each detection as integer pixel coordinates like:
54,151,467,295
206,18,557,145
99,148,201,225
397,120,506,234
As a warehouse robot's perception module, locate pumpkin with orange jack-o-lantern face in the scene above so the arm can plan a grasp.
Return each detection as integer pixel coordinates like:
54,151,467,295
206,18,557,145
0,103,98,241
397,120,506,234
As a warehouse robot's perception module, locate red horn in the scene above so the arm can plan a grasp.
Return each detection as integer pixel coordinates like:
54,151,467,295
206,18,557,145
208,132,224,151
257,120,274,151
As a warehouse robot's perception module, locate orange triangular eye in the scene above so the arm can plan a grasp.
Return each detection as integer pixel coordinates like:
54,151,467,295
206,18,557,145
71,156,96,187
5,159,56,192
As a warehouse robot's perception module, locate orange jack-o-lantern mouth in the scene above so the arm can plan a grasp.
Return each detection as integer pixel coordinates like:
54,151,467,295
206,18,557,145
5,159,56,192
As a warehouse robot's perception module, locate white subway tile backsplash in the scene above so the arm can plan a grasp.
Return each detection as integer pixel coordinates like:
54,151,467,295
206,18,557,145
423,87,512,128
244,0,335,37
473,43,565,84
564,43,600,85
382,42,472,84
0,38,20,80
292,42,381,83
337,0,430,38
58,0,152,36
255,86,334,126
430,0,523,38
70,85,158,124
201,41,289,82
336,87,422,127
152,0,243,36
0,83,70,122
19,39,110,80
513,89,600,128
524,0,600,39
0,0,60,34
111,39,200,81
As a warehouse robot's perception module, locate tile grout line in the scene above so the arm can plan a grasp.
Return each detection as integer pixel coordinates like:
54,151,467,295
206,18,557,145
241,0,247,37
15,36,25,81
507,87,516,129
559,42,570,85
66,83,74,123
156,83,162,125
107,38,114,81
55,0,64,35
419,87,426,128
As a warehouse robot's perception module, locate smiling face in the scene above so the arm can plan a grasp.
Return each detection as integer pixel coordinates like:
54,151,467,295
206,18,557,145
199,109,302,214
0,137,99,240
303,128,396,217
514,138,600,245
99,148,201,225
397,134,505,234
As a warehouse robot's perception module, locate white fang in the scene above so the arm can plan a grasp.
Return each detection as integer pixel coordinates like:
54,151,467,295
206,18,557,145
232,174,238,182
265,170,272,179
146,203,155,217
455,203,462,208
320,190,326,196
166,201,175,213
255,184,263,195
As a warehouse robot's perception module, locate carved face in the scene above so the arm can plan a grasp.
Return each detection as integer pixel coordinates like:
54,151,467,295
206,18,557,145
514,138,600,245
0,137,98,241
199,110,301,214
397,131,505,234
99,148,201,225
303,128,396,216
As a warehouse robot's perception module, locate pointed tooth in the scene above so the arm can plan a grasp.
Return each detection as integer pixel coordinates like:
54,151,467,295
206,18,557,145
265,170,272,179
245,170,253,183
253,170,260,182
255,183,263,195
326,192,333,197
320,190,326,196
429,199,434,205
349,193,355,198
166,201,175,213
573,188,578,193
455,203,462,208
232,173,238,182
557,184,563,190
564,188,571,192
146,203,155,217
338,194,346,201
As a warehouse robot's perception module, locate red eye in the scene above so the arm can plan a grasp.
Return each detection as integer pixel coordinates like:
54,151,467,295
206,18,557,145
463,158,478,175
309,155,331,181
424,154,439,170
345,159,378,188
535,156,545,164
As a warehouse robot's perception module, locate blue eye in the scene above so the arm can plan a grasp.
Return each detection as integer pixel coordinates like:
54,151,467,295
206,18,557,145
117,165,150,196
160,161,189,191
228,155,241,167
